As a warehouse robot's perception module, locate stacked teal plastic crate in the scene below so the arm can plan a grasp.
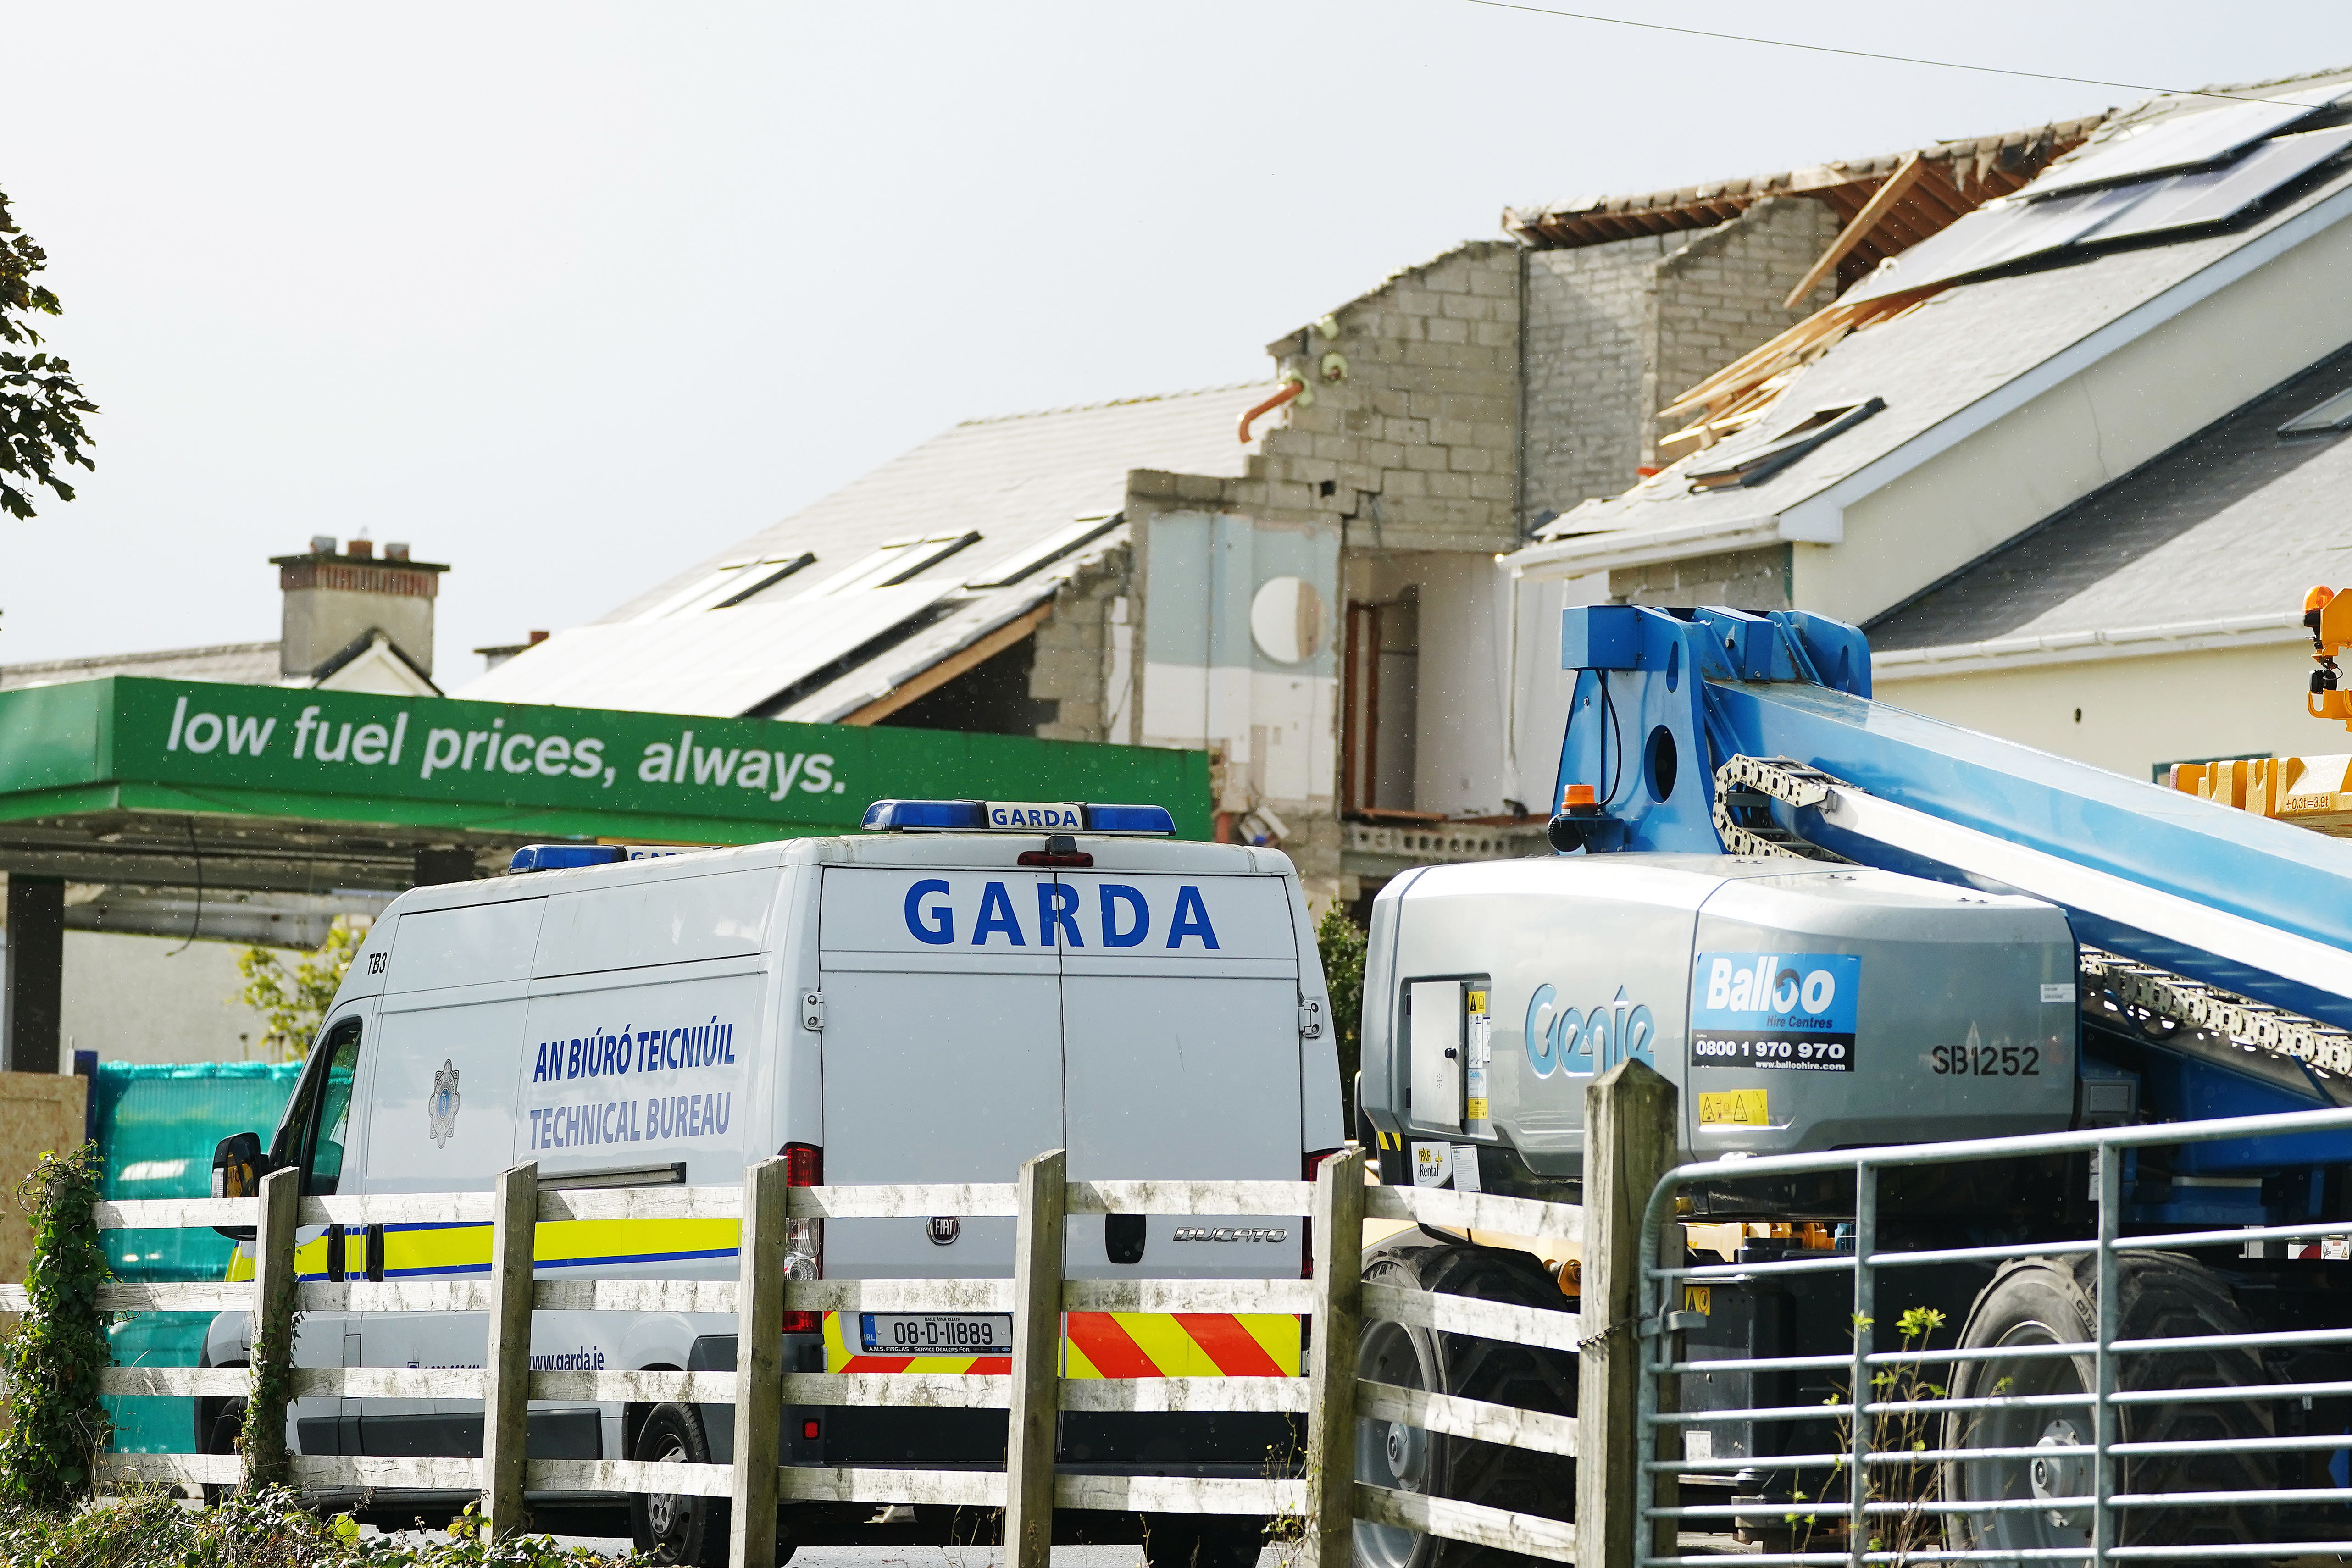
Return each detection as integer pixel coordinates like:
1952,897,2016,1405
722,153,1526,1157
93,1061,300,1453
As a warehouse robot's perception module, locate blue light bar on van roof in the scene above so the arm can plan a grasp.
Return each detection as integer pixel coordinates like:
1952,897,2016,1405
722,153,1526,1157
860,800,1176,836
509,844,628,874
862,799,988,832
1082,803,1176,836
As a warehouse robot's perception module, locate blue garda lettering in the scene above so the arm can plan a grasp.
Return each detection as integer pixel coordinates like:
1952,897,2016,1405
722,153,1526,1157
1099,884,1149,948
905,878,953,945
971,881,1026,946
1037,883,1084,947
1166,885,1220,950
566,1039,583,1079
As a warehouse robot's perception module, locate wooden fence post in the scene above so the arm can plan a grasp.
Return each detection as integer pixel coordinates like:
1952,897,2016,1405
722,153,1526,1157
480,1161,538,1537
242,1164,302,1488
1003,1148,1067,1568
729,1156,789,1568
1575,1059,1677,1568
1305,1147,1366,1568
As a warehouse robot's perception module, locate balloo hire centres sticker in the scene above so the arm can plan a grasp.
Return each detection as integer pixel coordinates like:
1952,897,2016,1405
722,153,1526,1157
1691,952,1861,1073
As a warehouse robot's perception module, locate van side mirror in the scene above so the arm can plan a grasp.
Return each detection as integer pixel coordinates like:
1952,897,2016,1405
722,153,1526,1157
211,1132,265,1241
213,1132,264,1199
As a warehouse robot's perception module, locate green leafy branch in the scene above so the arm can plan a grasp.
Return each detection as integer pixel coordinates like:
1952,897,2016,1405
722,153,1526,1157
0,1143,112,1508
234,916,369,1062
1785,1304,1947,1564
0,184,96,521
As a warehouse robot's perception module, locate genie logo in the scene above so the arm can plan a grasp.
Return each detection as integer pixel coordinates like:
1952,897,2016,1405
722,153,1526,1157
902,878,1219,950
1523,985,1655,1078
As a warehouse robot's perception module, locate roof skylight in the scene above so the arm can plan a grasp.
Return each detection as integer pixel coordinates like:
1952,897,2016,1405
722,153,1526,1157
2280,386,2352,437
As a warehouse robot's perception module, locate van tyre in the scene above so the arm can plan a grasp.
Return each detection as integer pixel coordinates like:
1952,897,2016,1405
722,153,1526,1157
1354,1243,1576,1568
195,1381,244,1508
630,1402,730,1565
1942,1251,2274,1554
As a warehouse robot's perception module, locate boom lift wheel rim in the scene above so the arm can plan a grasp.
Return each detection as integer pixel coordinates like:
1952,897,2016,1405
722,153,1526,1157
1949,1318,2093,1553
1354,1310,1439,1568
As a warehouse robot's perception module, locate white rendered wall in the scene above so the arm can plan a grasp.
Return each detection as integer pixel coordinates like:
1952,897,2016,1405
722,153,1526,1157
1874,641,2330,781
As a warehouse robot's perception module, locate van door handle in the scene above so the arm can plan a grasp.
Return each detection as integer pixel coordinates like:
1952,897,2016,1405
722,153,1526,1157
364,1224,386,1283
1443,1047,1458,1059
326,1224,347,1282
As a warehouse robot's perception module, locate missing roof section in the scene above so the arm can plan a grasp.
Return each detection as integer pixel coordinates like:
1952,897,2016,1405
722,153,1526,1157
1846,112,2352,306
1687,398,1886,492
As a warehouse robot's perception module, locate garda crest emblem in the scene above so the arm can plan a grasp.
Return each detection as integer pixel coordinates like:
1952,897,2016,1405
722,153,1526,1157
428,1060,461,1150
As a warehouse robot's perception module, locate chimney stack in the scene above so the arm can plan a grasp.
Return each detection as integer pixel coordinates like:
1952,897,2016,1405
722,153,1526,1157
272,537,450,680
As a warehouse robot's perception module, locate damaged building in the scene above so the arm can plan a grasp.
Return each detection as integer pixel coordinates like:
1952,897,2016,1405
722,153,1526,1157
470,111,2104,907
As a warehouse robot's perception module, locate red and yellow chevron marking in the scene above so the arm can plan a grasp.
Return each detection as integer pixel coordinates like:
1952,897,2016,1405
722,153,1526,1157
821,1310,1300,1377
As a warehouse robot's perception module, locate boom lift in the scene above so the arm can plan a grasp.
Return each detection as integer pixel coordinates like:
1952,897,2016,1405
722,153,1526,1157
1354,604,2352,1562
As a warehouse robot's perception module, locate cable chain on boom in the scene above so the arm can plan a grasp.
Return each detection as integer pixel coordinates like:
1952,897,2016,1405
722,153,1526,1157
1711,756,1851,862
1712,759,2352,1079
2078,945,2352,1079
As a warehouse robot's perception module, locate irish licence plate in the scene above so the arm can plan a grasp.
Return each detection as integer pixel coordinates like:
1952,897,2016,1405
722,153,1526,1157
859,1313,1014,1354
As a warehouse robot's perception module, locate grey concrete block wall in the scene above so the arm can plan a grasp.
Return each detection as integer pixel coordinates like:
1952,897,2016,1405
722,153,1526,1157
1231,240,1526,557
1646,197,1842,466
1523,197,1842,513
1523,233,1675,516
1609,544,1791,611
1028,545,1132,745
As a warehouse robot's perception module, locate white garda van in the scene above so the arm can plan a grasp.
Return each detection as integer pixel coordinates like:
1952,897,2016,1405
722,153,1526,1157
202,799,1343,1562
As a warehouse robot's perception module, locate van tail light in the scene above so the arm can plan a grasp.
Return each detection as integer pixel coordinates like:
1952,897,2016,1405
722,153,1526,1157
1301,1148,1341,1279
781,1142,824,1333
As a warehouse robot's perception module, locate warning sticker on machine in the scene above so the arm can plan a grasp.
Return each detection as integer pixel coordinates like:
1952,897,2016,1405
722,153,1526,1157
1697,1089,1770,1126
1690,953,1860,1073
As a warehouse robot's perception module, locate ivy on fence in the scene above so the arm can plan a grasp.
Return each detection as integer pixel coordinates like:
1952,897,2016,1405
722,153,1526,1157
0,1143,112,1508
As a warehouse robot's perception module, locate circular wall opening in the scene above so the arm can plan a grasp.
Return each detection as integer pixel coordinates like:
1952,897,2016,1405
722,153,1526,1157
1248,576,1326,664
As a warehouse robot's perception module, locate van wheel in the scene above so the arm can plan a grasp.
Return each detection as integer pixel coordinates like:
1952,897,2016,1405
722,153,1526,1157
630,1403,730,1565
1942,1252,2274,1554
1355,1243,1577,1568
196,1383,245,1507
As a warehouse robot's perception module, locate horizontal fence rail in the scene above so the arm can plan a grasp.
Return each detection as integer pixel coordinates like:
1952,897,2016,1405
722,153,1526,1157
65,1148,1589,1568
1635,1102,2352,1568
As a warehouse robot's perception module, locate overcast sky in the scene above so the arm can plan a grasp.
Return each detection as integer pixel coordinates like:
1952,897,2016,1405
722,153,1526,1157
3,3,2347,679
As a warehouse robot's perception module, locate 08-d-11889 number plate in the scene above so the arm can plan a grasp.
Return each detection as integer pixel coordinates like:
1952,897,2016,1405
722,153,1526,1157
859,1313,1014,1354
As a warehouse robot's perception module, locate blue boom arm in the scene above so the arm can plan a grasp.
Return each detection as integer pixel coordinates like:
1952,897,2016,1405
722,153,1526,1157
1555,605,2352,1035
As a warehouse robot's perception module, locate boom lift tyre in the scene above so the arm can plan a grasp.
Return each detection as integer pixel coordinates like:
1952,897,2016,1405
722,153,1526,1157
1355,1241,1577,1568
1941,1252,2275,1554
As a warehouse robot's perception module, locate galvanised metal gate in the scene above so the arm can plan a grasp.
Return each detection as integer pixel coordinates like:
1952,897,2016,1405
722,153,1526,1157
1635,1106,2352,1565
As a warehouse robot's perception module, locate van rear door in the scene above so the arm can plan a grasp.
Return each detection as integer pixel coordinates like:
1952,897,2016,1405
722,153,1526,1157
817,866,1063,1300
1056,871,1303,1287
